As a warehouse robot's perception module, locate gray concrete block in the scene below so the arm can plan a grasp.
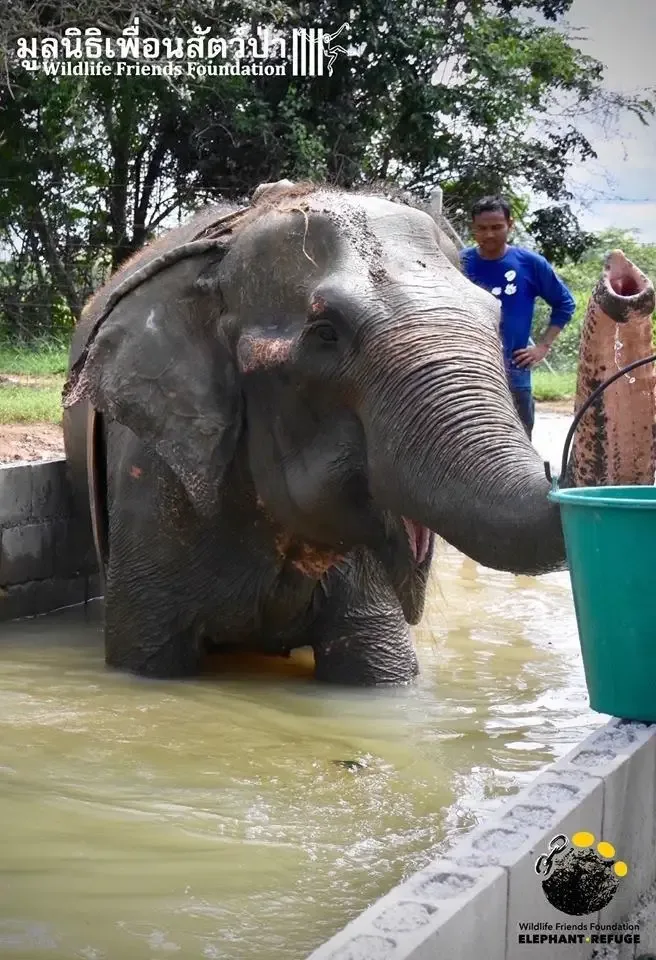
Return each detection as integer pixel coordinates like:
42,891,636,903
52,517,97,579
559,720,656,773
0,577,87,622
305,862,507,960
0,461,100,617
444,765,604,960
555,720,656,929
0,522,55,585
400,863,507,960
595,722,656,925
508,796,604,958
626,878,656,954
30,458,70,519
591,942,636,960
51,518,79,579
0,462,33,524
86,573,104,602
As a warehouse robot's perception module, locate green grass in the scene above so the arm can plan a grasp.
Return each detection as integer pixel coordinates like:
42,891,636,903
0,338,67,424
0,338,69,376
0,384,63,424
533,368,577,402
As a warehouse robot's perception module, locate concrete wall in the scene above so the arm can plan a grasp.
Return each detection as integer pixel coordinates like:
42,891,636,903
307,718,656,960
0,458,100,621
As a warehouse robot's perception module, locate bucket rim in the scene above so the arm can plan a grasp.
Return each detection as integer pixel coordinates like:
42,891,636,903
549,485,656,509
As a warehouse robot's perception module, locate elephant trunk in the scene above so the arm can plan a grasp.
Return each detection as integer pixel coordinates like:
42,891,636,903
360,322,566,576
569,250,656,487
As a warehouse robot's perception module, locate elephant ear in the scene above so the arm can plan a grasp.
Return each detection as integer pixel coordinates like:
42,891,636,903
63,248,241,517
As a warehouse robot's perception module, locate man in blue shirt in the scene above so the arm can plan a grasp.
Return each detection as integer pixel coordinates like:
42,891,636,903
460,196,576,440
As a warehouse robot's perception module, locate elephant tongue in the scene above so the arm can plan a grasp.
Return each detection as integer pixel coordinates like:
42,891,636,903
402,518,431,564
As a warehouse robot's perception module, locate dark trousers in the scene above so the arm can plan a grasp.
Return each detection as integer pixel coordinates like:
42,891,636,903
511,389,535,440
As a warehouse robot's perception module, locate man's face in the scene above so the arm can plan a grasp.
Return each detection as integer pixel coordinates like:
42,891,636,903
472,210,512,258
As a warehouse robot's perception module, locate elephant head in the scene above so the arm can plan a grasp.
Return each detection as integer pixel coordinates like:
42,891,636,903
64,183,570,630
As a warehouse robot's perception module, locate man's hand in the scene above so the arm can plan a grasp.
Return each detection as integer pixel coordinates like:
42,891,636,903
513,343,550,369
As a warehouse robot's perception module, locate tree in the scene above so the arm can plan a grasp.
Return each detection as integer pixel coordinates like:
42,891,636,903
0,0,653,339
527,205,596,267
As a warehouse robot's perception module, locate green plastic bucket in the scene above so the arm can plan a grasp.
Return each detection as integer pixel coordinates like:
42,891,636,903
548,485,656,722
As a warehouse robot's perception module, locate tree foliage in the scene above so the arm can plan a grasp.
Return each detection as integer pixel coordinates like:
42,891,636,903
0,0,653,339
528,205,596,267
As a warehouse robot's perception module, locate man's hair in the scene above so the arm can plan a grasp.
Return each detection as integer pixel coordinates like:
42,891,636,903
471,195,512,222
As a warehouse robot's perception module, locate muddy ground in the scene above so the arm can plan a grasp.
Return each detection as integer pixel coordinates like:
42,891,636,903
0,401,574,464
0,373,66,462
0,423,66,463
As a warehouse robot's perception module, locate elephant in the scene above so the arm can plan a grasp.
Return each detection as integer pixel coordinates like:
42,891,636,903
62,180,578,685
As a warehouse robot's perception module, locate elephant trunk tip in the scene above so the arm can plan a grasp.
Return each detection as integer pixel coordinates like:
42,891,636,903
600,249,655,321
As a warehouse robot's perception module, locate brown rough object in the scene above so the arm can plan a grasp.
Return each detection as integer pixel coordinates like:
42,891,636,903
274,531,344,578
237,334,293,374
569,250,656,487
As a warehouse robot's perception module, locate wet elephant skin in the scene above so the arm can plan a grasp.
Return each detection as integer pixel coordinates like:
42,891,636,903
63,183,575,683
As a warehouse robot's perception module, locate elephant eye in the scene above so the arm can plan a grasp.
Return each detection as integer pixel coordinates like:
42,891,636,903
307,304,341,344
314,322,338,342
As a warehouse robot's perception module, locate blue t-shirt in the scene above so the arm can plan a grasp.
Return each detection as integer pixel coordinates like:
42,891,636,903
460,245,575,390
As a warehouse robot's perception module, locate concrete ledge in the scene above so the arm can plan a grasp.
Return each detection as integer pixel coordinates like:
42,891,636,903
307,719,656,960
0,458,98,621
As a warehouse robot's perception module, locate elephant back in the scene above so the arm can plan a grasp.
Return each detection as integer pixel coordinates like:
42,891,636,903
68,202,242,372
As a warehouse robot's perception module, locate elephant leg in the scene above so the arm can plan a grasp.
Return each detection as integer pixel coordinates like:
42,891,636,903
310,557,419,685
103,561,202,677
102,427,205,678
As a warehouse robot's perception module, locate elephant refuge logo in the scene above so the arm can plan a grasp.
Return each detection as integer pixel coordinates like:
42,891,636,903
516,832,642,949
535,831,627,915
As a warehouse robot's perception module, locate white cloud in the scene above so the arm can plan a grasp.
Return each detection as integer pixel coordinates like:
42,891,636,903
556,0,656,239
566,0,656,92
577,202,656,242
568,122,656,200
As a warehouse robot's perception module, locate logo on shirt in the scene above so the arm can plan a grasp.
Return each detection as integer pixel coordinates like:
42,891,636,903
491,270,517,299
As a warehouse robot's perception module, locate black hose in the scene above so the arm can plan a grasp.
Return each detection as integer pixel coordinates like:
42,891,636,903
558,352,656,484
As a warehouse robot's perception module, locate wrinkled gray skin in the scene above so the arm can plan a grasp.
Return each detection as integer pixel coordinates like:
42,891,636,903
63,184,565,684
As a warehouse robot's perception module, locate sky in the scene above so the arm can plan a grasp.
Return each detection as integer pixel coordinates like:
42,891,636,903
564,0,656,240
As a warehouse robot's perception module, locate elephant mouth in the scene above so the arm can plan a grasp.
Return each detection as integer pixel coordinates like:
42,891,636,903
402,517,432,564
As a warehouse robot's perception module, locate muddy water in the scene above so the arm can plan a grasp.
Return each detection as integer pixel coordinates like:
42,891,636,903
0,413,604,960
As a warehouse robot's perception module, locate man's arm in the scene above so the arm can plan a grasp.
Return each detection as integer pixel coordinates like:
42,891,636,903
513,254,576,369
